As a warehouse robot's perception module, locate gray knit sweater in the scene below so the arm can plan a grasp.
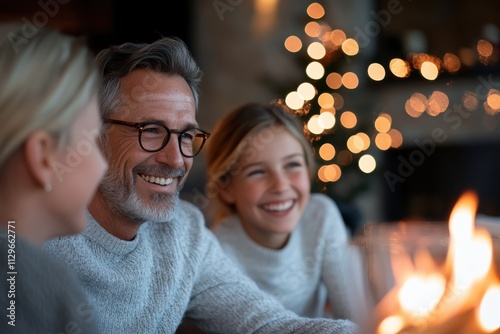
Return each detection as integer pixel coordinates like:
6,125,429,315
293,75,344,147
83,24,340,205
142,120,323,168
212,193,355,320
43,200,357,334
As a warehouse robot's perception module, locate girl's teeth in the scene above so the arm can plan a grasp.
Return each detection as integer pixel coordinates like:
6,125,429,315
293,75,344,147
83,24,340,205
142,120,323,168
263,200,294,212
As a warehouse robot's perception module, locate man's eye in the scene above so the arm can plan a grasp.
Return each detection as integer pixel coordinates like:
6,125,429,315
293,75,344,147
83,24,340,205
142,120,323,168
143,126,162,134
180,131,194,141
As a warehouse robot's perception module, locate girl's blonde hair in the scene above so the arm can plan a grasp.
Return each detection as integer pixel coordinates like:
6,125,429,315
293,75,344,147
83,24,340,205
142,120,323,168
0,23,98,166
206,101,315,224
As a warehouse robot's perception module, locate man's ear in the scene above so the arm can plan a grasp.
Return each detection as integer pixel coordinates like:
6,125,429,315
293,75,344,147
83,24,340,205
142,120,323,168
218,184,236,204
23,131,58,189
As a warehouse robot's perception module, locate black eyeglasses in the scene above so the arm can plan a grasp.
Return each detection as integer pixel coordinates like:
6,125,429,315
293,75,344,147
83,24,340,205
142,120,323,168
104,119,210,157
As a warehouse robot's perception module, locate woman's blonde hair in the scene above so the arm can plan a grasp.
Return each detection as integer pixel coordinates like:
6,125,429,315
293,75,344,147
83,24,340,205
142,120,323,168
0,23,98,166
206,101,315,224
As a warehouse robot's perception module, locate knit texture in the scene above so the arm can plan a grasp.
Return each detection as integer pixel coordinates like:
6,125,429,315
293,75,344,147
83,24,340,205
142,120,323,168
43,199,357,334
212,193,355,320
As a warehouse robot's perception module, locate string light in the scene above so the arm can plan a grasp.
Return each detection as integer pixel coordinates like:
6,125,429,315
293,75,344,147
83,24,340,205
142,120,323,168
282,0,499,186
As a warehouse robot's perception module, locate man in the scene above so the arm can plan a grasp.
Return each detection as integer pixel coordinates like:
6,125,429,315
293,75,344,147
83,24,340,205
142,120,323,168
44,36,357,333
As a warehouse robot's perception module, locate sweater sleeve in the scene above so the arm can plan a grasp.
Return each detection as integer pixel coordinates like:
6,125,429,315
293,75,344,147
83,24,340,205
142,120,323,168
184,218,357,334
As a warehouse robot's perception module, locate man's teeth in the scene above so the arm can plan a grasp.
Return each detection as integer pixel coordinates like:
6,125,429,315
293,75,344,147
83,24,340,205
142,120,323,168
262,200,294,212
140,174,173,186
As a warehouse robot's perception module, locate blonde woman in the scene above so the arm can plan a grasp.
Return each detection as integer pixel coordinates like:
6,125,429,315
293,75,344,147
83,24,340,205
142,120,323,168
0,24,106,333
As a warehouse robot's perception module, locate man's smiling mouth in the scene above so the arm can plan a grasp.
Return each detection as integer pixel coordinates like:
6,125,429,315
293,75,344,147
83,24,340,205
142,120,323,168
139,173,173,186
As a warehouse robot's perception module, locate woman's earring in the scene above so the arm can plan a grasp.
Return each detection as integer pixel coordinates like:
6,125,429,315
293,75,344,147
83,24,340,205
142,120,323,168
44,183,52,193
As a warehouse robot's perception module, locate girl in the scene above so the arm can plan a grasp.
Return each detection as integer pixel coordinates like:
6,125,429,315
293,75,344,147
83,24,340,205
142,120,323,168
206,101,355,320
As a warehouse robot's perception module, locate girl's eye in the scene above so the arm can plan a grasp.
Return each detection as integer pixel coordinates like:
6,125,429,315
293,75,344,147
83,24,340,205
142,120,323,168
248,170,264,176
287,161,303,168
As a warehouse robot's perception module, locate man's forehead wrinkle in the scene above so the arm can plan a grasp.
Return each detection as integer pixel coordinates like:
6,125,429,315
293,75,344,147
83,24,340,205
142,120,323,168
128,91,194,103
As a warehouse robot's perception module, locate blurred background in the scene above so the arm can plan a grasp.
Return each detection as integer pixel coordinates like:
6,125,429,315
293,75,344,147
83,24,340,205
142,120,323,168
3,0,500,233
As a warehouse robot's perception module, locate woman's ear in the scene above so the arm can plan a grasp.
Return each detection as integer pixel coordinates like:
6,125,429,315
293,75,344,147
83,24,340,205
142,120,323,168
23,131,58,191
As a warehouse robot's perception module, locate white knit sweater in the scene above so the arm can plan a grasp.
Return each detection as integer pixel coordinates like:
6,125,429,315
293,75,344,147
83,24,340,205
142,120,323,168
212,193,355,320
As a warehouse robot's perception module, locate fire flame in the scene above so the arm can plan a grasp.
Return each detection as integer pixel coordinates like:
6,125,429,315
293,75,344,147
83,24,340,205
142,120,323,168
374,191,500,334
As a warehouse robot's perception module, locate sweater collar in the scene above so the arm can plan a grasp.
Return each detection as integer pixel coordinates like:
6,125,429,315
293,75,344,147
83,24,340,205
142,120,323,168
84,211,141,255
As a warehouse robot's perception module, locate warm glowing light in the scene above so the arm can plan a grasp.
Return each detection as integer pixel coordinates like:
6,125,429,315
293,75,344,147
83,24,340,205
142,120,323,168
342,38,359,56
320,107,336,115
324,164,341,182
478,285,500,332
317,165,328,182
449,191,478,241
409,92,427,113
297,82,316,101
319,143,335,161
420,61,439,80
255,0,278,16
305,21,322,38
398,273,446,317
368,63,386,81
405,99,424,118
462,91,479,111
284,35,302,53
359,154,376,173
347,135,364,153
427,91,449,115
388,129,403,148
326,72,342,89
478,39,494,57
342,72,359,89
318,92,334,109
375,133,391,150
319,111,335,129
253,0,279,35
487,89,500,111
307,114,324,134
389,58,411,78
443,53,461,73
307,2,325,19
377,315,405,334
306,61,325,80
307,42,326,60
285,91,304,110
484,100,500,116
340,111,357,129
330,29,346,47
365,191,500,333
357,132,370,150
406,93,427,118
451,193,489,285
374,114,391,133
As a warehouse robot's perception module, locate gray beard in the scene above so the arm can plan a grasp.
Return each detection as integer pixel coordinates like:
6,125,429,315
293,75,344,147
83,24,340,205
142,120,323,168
99,168,184,224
